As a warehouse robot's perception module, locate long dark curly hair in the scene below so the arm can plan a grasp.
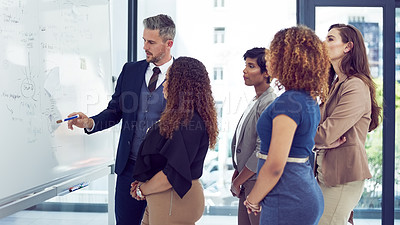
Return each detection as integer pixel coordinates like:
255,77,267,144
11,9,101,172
268,25,330,102
159,56,218,149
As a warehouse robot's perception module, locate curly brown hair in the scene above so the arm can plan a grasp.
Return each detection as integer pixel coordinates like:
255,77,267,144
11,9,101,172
159,56,218,149
268,25,330,101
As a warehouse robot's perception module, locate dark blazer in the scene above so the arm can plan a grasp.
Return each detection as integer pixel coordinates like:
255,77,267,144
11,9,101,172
86,60,149,175
231,87,276,180
315,75,372,186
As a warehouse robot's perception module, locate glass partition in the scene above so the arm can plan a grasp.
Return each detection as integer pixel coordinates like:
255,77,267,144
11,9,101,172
316,7,383,224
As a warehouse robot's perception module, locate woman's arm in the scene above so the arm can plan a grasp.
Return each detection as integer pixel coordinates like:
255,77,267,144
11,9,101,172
245,114,297,212
316,136,346,149
130,170,174,200
315,78,369,146
140,171,172,196
231,166,256,197
234,93,275,196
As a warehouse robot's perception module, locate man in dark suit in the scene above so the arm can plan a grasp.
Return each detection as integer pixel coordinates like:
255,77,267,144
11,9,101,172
67,14,175,225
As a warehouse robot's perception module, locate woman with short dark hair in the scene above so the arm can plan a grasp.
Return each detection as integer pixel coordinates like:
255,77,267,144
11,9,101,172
230,47,276,225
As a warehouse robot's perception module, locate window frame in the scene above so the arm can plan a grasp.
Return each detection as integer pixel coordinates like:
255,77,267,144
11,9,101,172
297,0,396,224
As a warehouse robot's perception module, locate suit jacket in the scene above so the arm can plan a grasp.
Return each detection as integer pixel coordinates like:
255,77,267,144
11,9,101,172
86,60,150,175
315,75,372,187
231,87,276,180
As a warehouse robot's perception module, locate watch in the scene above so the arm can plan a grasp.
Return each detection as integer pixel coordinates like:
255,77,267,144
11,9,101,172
136,185,144,199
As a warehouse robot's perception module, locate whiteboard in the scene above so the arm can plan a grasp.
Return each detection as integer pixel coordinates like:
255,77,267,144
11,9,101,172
0,0,114,205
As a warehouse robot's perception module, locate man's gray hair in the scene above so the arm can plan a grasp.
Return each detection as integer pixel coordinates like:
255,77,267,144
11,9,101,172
143,14,176,42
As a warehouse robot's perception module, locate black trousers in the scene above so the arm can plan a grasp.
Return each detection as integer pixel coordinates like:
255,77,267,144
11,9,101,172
115,159,147,225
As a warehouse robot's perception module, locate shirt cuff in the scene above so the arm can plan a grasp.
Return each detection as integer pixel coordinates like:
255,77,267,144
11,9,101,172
84,119,95,132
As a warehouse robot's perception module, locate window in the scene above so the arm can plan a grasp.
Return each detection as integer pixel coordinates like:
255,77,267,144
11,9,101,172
216,101,223,118
214,0,224,7
349,19,380,77
395,9,400,222
214,27,225,43
213,67,223,80
316,7,384,222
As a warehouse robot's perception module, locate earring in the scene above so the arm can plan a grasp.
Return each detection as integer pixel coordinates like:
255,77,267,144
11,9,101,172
266,76,271,84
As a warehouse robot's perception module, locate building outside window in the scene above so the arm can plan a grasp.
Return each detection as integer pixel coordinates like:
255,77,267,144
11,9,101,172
215,101,223,118
213,67,223,80
214,0,224,8
349,17,380,78
214,27,225,43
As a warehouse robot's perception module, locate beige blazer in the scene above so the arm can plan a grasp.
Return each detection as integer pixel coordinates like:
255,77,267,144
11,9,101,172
231,87,276,180
315,75,372,187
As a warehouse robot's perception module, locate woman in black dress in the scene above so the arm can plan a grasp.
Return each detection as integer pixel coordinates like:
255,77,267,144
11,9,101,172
130,56,218,225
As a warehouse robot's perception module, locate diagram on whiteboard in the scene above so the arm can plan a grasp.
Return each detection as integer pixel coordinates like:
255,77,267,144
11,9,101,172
0,0,115,205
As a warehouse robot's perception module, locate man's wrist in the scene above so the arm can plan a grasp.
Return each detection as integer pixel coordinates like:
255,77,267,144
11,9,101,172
87,118,94,129
85,118,95,132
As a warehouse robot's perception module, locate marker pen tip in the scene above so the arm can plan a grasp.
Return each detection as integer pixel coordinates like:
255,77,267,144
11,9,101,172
56,120,62,124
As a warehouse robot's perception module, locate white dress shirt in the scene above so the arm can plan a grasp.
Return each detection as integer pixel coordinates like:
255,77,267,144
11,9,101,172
145,57,174,89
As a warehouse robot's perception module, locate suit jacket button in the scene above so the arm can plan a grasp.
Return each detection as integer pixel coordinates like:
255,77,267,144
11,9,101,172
128,141,131,145
236,149,241,154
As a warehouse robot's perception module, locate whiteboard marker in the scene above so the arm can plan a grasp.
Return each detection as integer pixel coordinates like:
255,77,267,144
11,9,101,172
69,182,89,192
56,115,79,124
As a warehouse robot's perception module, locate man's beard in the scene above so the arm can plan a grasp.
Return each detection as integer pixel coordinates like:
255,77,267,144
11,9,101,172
146,51,165,64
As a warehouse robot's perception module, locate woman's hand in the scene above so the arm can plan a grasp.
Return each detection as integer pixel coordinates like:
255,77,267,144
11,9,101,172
230,170,240,197
244,196,262,215
135,183,146,201
230,179,241,197
130,181,139,199
134,182,146,201
130,181,146,200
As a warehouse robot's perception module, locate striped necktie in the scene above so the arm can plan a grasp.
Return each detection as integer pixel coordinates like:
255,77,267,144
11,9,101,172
148,67,161,92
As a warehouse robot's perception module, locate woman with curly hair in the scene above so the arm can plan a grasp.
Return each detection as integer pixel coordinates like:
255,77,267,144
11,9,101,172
244,26,330,225
129,56,218,225
314,24,381,225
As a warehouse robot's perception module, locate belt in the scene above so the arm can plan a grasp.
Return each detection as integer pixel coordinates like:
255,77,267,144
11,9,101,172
256,152,309,163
